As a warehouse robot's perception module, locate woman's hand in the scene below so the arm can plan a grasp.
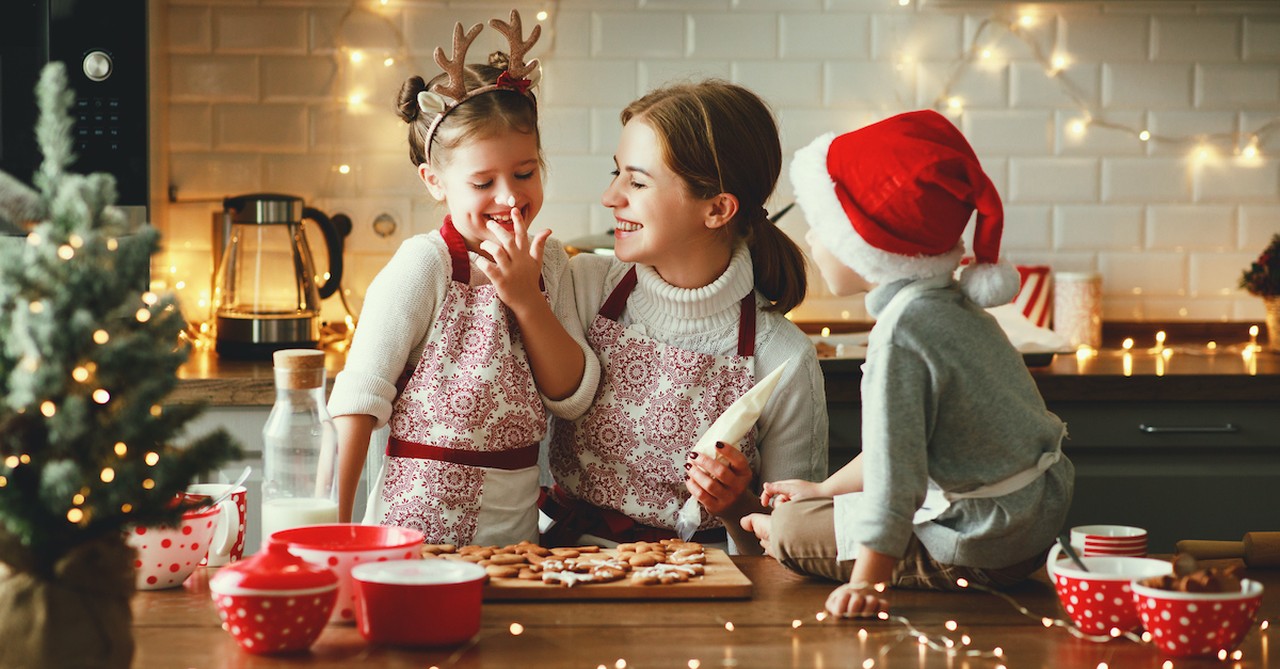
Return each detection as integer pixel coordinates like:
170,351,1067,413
476,206,552,314
826,581,889,619
759,479,825,507
685,442,756,520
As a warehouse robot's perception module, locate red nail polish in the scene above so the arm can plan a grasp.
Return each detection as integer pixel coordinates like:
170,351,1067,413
687,452,697,459
683,462,692,470
715,442,725,449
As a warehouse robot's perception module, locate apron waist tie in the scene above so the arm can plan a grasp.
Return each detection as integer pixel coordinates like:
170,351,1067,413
387,437,538,470
539,485,726,547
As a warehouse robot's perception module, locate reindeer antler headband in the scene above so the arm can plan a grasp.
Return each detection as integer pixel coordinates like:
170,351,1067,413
418,9,542,162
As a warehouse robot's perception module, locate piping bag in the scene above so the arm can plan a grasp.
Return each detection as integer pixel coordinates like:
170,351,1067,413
675,358,792,541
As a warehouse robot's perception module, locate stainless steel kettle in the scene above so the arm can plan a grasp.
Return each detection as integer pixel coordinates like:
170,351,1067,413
212,193,346,358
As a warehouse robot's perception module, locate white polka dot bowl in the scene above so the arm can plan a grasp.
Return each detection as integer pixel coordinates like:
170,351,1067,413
127,501,221,590
1132,578,1263,657
269,523,425,625
208,541,339,655
1046,546,1172,635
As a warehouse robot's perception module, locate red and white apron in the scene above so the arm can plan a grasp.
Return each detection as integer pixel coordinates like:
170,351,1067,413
365,218,547,547
834,276,1062,559
545,266,761,545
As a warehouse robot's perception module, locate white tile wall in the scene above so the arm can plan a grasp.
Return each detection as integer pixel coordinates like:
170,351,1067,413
157,0,1280,325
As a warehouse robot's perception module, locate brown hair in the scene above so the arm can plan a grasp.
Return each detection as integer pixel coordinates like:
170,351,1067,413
620,80,807,313
396,53,542,169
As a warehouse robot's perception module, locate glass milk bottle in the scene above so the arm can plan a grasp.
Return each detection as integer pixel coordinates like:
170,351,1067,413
261,349,339,543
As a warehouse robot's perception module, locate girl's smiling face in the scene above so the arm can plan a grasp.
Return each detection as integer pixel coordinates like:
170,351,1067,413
601,118,731,285
420,130,543,256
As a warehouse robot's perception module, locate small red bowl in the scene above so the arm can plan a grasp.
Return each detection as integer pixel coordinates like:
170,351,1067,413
209,542,339,655
1133,579,1264,657
351,559,486,647
270,524,424,624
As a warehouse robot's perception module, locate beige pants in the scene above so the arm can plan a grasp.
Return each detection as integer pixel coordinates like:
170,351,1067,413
768,498,1045,591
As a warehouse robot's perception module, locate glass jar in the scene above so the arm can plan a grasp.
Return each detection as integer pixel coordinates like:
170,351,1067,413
260,349,338,543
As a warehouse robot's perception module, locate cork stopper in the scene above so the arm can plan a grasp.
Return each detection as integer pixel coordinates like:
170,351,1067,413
272,349,326,390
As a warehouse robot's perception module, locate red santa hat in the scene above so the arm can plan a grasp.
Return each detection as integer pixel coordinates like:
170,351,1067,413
790,110,1020,308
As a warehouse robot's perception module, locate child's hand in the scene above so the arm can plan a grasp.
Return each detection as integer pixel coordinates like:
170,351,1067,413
760,479,823,507
476,206,552,312
739,513,777,558
826,581,889,619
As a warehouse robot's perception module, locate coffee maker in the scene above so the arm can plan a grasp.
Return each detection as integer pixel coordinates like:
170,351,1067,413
212,193,348,359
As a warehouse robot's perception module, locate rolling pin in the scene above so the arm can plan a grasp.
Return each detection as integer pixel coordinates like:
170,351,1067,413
1176,532,1280,568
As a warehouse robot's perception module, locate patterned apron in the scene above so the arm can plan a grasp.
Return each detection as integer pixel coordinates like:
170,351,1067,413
833,276,1062,559
546,266,761,543
366,218,547,547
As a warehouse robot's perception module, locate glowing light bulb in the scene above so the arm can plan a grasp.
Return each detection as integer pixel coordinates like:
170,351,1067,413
338,164,352,175
67,508,84,523
1069,119,1087,137
509,622,524,635
1051,54,1068,72
135,308,151,323
101,467,115,482
383,57,394,67
980,48,992,59
536,10,549,20
145,451,159,466
142,478,155,490
946,96,963,113
350,50,364,63
724,622,735,631
41,401,56,417
1018,14,1035,28
58,245,74,259
92,389,110,404
348,92,365,106
115,442,127,456
1139,130,1151,141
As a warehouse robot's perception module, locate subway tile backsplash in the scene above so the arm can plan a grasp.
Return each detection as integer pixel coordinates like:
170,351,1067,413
154,0,1280,326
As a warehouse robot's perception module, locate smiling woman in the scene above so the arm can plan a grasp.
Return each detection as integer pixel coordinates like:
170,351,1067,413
543,80,828,555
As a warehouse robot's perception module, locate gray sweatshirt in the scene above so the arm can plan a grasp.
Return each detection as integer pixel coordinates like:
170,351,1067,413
846,279,1074,568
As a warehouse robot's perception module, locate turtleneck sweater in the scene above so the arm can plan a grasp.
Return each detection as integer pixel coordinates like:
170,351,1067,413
563,246,829,489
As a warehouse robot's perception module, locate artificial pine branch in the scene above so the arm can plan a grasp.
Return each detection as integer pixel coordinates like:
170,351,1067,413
0,63,241,576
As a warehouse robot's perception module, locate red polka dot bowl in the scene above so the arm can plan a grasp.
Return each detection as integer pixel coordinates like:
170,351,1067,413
269,523,424,624
127,501,221,590
351,559,486,647
1046,546,1172,635
1133,578,1264,657
209,541,339,655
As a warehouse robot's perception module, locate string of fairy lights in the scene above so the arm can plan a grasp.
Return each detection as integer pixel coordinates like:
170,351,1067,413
932,10,1279,163
415,577,1271,669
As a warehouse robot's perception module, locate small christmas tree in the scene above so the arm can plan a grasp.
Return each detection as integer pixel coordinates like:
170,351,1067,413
0,63,241,576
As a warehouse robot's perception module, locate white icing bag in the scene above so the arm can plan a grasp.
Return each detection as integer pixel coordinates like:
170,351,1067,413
674,358,792,540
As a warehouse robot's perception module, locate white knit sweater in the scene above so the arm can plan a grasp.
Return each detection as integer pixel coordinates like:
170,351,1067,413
327,231,600,426
562,246,829,487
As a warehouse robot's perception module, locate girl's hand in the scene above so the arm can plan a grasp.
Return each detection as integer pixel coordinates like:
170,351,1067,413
476,206,552,312
685,443,755,519
760,479,824,507
826,581,889,619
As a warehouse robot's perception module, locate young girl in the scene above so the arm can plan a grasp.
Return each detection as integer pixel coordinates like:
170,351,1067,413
542,80,829,552
327,12,598,547
742,110,1073,617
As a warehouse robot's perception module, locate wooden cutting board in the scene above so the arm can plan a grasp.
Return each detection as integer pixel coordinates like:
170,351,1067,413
482,547,752,601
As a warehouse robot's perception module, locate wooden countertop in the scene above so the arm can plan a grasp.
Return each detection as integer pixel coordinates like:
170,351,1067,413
171,344,1280,407
133,556,1279,668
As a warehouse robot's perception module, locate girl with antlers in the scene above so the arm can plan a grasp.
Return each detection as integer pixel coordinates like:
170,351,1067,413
541,81,829,553
327,11,599,547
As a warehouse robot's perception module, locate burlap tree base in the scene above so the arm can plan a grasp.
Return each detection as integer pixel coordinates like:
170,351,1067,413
0,536,135,669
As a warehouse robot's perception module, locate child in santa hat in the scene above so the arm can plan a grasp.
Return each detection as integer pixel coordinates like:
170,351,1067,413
741,110,1074,618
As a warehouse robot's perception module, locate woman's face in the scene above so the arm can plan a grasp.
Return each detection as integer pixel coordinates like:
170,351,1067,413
420,130,543,256
806,229,874,296
601,118,723,274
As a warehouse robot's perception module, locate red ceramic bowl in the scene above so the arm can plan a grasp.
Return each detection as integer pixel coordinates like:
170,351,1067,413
127,502,221,590
1133,579,1264,657
1046,551,1172,634
209,542,339,655
351,559,487,647
270,523,424,624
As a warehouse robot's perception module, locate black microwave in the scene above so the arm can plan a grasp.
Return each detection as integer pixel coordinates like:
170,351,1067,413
0,0,149,220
